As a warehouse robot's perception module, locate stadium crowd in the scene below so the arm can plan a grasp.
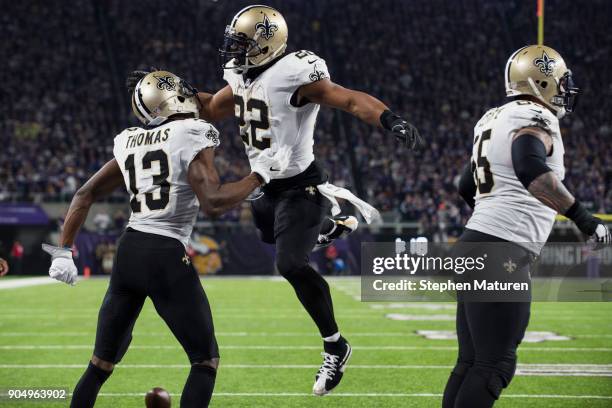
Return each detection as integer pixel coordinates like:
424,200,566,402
2,0,611,233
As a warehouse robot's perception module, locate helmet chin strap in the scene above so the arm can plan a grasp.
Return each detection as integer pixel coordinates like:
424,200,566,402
148,116,167,126
528,76,563,117
527,77,543,99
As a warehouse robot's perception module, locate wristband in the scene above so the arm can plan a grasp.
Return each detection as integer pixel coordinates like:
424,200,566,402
565,200,598,236
380,110,401,131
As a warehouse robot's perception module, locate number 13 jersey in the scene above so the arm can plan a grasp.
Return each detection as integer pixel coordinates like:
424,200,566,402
223,50,330,179
113,118,220,247
465,100,565,252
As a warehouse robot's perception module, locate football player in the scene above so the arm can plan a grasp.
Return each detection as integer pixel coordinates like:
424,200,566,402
446,45,611,407
42,71,288,408
127,5,423,395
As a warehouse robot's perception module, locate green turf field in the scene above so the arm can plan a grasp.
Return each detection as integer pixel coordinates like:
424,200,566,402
0,277,611,407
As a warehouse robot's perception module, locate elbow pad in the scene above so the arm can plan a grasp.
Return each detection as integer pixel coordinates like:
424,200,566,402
511,134,552,189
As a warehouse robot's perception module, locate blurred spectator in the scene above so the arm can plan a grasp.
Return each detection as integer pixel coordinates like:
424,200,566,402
10,241,24,275
1,0,610,231
324,245,348,275
93,213,112,233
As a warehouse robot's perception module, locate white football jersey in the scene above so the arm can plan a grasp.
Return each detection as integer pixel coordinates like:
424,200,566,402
113,118,220,247
223,50,330,178
465,100,565,253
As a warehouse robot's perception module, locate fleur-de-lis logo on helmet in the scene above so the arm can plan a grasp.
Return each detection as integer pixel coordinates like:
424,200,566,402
533,51,556,77
154,75,176,91
255,14,278,40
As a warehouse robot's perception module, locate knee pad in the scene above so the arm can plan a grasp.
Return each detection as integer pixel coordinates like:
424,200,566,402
471,359,516,400
88,361,113,383
495,356,517,383
452,361,473,377
191,363,218,378
193,357,219,371
469,367,503,400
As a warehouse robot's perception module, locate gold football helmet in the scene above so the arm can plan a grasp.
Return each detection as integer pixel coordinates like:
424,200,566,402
505,45,579,117
219,5,288,72
131,70,199,126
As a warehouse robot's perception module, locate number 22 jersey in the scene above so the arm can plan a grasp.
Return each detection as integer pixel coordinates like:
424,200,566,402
113,118,220,247
223,50,330,179
465,100,565,253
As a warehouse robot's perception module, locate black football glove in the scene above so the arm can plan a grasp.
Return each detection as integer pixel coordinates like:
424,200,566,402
126,66,159,94
380,110,424,151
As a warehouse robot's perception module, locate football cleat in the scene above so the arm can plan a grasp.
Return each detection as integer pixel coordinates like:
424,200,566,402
313,338,352,396
316,215,358,249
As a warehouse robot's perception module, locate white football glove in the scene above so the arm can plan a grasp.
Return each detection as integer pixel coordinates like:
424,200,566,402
250,146,291,184
42,244,78,285
589,224,611,249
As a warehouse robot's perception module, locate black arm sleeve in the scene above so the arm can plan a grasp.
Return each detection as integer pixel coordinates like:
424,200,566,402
458,163,476,209
511,133,552,189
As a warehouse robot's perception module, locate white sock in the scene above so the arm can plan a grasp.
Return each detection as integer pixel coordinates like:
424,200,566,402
323,332,341,342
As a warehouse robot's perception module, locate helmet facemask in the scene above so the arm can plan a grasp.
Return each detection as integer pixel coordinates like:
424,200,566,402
219,26,267,72
218,6,288,73
551,71,580,116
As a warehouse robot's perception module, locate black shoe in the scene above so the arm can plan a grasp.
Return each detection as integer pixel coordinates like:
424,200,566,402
315,216,359,249
312,337,352,396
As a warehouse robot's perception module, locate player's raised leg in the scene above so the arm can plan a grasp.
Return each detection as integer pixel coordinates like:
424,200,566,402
316,215,359,249
272,188,352,395
146,230,219,408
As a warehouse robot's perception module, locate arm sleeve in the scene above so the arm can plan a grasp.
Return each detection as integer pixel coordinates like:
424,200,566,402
511,133,552,189
458,163,477,209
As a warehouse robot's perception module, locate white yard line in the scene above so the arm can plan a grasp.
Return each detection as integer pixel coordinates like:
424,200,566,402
0,313,382,319
3,331,612,338
1,344,611,352
89,392,612,399
0,277,59,290
2,363,611,377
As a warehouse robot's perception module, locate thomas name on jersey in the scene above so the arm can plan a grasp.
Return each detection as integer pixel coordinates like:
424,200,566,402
124,128,171,149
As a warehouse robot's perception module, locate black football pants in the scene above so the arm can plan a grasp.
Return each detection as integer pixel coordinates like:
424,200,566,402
94,228,219,364
443,229,531,408
251,186,339,337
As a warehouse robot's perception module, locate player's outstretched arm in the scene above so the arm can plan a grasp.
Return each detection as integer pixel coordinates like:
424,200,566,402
60,159,124,246
298,79,424,150
512,127,610,245
42,159,124,285
196,85,235,122
188,147,290,218
188,148,262,218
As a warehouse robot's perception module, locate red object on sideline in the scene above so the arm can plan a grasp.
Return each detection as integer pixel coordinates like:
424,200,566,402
11,242,24,259
84,267,91,279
